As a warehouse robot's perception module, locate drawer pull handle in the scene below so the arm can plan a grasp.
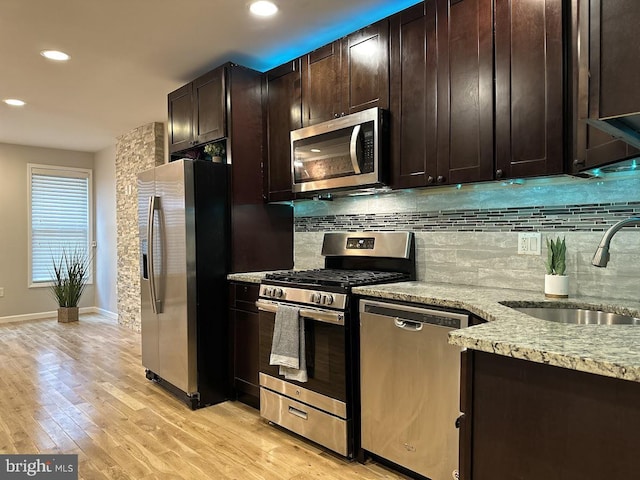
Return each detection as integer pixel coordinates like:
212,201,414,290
288,406,308,420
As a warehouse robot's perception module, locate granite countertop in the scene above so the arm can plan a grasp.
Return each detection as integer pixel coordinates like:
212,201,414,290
352,282,640,383
227,271,277,284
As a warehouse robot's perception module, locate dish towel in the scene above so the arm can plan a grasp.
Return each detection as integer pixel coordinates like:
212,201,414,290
269,304,308,382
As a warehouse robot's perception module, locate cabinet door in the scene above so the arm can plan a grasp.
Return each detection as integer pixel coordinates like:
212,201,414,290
343,20,390,115
495,0,564,179
229,282,260,407
168,83,193,154
389,2,438,188
193,66,227,145
301,43,342,126
470,352,640,479
437,0,494,185
265,61,301,202
589,0,640,120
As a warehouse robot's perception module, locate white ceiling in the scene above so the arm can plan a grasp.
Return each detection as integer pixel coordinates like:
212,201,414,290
0,0,420,153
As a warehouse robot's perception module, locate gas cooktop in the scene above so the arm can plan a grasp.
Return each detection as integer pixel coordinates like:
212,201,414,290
264,269,410,289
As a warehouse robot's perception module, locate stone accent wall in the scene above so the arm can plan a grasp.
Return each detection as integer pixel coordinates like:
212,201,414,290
115,122,164,331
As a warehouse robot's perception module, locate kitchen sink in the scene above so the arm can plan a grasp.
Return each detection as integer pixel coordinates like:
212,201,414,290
505,305,640,325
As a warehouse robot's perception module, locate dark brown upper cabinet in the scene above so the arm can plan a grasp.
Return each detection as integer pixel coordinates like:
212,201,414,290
437,0,494,185
390,0,493,189
389,3,438,189
587,0,640,122
167,83,193,153
168,66,226,154
494,0,564,179
572,0,640,173
301,20,389,127
264,60,302,202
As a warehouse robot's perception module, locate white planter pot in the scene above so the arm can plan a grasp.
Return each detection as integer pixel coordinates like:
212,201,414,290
545,274,569,298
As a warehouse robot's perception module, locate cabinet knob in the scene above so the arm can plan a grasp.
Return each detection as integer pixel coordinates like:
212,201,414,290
573,159,585,167
496,169,504,179
427,176,434,184
437,175,445,184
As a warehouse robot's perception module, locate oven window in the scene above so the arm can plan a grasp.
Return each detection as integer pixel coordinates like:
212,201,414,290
259,311,347,402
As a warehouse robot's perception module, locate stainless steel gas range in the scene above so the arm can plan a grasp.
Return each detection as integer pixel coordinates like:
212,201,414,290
256,231,415,457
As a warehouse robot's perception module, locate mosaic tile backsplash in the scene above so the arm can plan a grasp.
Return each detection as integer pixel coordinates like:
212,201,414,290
296,202,640,233
292,173,640,302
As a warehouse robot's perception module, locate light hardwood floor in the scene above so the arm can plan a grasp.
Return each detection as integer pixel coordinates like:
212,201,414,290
0,314,409,480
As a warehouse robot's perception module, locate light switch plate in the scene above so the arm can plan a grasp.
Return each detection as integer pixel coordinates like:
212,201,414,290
0,287,4,297
518,232,541,255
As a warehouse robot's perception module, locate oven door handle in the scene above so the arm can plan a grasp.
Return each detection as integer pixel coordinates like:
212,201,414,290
256,300,345,326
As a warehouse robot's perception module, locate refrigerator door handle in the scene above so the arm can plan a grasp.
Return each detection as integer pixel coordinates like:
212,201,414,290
147,195,162,314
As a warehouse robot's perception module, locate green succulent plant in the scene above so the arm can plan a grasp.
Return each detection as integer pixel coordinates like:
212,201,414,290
545,236,566,276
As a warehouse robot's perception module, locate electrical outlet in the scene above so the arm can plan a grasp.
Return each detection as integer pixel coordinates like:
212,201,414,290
0,287,4,297
518,232,541,255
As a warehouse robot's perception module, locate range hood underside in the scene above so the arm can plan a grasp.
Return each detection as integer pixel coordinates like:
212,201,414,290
587,115,640,151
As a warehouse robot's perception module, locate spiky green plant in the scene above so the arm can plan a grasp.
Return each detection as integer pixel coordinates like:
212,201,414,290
50,247,91,307
545,236,566,275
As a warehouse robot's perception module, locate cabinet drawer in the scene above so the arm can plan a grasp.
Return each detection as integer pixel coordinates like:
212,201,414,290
260,387,349,457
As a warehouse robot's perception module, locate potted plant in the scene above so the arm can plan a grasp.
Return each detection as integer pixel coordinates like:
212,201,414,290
544,236,568,298
203,141,226,163
50,247,91,322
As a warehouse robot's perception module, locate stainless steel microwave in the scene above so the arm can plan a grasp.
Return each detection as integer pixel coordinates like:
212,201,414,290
290,107,387,194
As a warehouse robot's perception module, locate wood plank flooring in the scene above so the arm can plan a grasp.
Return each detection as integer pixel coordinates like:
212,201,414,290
0,314,409,480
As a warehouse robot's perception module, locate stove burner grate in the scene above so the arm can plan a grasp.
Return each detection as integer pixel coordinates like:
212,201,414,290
265,269,410,288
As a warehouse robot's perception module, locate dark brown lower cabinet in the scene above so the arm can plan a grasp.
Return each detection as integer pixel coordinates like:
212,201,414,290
228,282,260,408
462,351,640,479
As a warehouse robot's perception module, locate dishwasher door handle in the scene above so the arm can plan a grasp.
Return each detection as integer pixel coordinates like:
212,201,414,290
394,318,423,331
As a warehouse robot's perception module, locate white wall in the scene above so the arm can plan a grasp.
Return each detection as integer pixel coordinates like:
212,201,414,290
0,143,95,318
94,144,118,316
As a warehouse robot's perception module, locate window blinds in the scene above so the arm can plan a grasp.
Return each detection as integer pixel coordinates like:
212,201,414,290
30,167,90,283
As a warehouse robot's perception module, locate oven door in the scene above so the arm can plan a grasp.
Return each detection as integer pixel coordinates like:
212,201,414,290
257,300,347,403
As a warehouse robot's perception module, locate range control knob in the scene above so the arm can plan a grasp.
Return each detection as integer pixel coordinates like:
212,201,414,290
311,293,322,304
322,294,334,306
264,287,273,297
274,288,284,298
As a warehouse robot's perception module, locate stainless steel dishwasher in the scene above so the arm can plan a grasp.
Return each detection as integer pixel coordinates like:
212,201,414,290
359,299,468,480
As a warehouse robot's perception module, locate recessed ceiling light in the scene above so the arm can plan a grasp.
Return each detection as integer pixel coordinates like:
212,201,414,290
3,99,26,106
250,1,278,16
40,50,70,61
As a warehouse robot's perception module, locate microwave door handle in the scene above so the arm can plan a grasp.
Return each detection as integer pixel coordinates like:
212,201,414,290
349,124,362,175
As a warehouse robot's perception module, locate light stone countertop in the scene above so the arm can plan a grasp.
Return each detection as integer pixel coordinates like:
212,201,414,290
226,273,640,383
227,271,277,284
352,281,640,383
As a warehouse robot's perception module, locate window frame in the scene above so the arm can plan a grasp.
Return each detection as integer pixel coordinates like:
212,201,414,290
27,163,94,288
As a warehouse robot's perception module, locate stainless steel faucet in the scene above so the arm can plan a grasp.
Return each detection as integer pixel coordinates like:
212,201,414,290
592,216,640,267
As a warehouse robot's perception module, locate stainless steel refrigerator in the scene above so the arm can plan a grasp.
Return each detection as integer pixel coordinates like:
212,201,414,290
138,159,228,409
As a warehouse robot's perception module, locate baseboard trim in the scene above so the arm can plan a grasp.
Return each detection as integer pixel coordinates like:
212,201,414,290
92,307,118,321
0,306,118,324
